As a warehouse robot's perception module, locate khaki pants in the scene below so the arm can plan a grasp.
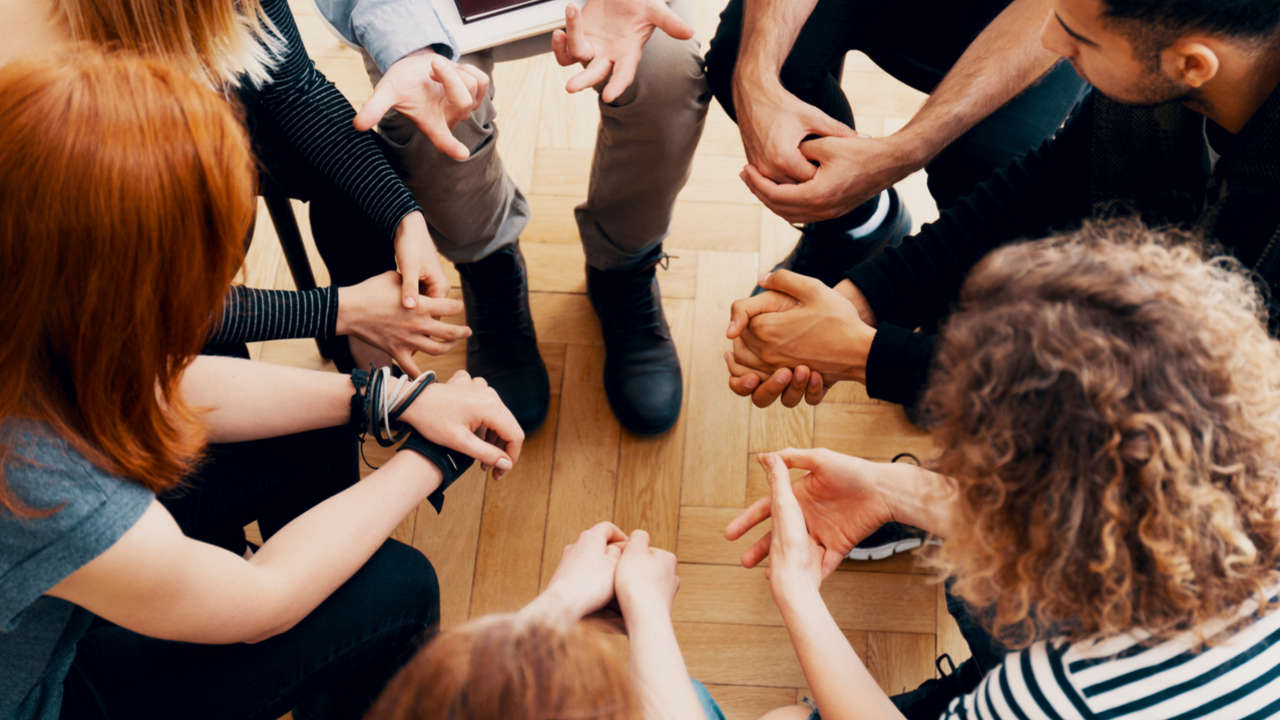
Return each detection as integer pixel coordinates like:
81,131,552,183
363,0,709,270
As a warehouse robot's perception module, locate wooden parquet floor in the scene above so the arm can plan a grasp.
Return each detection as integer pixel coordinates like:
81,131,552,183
247,2,972,716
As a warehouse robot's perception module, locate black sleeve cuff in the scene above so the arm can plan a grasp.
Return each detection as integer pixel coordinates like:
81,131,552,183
864,323,937,407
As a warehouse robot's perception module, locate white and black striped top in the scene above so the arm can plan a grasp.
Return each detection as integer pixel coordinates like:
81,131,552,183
946,593,1280,720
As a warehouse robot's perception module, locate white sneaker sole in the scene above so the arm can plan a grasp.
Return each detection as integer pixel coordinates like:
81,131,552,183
846,538,941,561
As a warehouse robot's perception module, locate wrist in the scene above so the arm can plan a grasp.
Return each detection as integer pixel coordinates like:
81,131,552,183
770,571,824,615
618,592,673,627
885,123,944,171
524,583,589,624
832,322,875,385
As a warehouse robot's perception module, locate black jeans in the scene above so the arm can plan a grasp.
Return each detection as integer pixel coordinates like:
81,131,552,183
703,0,1088,228
58,422,440,720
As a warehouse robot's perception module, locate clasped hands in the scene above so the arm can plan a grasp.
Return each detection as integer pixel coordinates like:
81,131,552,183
724,270,878,408
525,522,681,631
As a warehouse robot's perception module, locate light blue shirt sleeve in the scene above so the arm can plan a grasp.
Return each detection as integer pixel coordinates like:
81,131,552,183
312,0,460,69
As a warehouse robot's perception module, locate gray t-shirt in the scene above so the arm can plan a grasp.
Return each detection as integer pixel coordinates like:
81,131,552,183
0,422,153,720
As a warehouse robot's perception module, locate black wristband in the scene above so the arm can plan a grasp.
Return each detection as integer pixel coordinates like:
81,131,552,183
349,368,370,434
397,430,475,514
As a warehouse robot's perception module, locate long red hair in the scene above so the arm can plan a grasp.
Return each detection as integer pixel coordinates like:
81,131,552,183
0,53,253,513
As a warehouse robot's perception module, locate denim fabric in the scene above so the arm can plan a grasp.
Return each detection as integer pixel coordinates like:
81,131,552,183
692,679,728,720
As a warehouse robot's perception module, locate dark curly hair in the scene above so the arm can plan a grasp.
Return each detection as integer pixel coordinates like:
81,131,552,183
921,220,1280,648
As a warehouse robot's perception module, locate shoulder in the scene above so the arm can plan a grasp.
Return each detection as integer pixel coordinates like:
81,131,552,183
0,421,155,629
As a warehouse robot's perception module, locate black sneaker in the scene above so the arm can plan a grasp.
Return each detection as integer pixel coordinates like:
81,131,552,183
891,655,984,720
847,453,933,560
587,248,682,435
753,188,912,295
456,242,551,433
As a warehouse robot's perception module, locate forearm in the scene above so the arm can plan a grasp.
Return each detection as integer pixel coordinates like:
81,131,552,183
182,356,352,442
773,579,903,720
245,450,441,639
868,460,959,539
889,0,1059,166
209,286,338,346
626,604,706,720
734,0,820,88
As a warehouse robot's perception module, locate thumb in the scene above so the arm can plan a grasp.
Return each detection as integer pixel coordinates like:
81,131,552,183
808,109,856,139
625,529,652,555
771,447,821,472
355,81,398,131
400,269,420,309
447,428,514,470
759,268,823,303
649,2,693,40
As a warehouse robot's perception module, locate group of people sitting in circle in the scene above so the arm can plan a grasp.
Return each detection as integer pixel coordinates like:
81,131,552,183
4,0,1280,718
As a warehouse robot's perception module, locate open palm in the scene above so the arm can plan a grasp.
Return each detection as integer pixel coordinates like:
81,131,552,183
727,448,894,578
551,0,693,102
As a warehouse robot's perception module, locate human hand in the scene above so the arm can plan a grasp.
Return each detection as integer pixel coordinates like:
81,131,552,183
532,522,629,622
727,449,893,580
336,271,471,378
741,134,918,224
394,211,450,306
730,78,856,184
724,272,875,407
757,454,826,593
551,0,692,103
397,369,524,476
614,529,680,621
354,49,489,160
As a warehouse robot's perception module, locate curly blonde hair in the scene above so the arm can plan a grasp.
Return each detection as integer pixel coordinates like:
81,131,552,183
922,220,1280,648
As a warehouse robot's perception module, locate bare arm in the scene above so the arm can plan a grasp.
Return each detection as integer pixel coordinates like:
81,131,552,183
182,356,352,443
47,449,441,644
740,0,1065,224
889,0,1060,170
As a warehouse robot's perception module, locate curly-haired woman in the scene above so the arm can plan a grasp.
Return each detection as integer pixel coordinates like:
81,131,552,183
729,222,1280,720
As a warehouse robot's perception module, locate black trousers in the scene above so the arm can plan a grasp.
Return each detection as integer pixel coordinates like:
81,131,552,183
59,413,439,720
703,0,1088,227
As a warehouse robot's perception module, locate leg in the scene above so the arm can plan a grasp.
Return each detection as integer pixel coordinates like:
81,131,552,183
703,0,910,287
60,540,439,720
361,50,548,432
578,0,707,434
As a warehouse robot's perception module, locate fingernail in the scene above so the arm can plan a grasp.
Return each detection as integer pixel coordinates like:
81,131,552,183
726,321,736,335
744,376,758,389
810,373,822,387
494,469,507,481
404,296,417,308
496,458,513,471
759,273,771,285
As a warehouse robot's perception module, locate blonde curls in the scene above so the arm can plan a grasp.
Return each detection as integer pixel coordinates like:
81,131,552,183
921,220,1280,647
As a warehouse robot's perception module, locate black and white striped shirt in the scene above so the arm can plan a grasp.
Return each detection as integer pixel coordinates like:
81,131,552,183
947,594,1280,720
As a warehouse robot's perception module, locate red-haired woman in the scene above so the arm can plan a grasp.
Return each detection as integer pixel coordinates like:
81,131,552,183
731,224,1280,720
0,54,521,720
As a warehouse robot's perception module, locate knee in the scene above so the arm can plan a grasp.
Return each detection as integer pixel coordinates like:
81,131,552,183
362,540,442,628
611,37,709,114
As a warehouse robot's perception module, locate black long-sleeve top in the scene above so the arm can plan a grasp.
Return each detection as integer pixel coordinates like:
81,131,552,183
846,87,1280,405
207,0,419,346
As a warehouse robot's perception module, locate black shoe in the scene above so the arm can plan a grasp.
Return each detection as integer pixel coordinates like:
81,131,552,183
753,188,912,295
848,453,936,560
587,250,682,435
456,242,550,433
891,655,984,720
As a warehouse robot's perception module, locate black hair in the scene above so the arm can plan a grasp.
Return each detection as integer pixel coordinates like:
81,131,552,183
1103,0,1280,42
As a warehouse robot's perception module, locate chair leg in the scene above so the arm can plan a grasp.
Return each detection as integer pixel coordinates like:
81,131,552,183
261,185,333,359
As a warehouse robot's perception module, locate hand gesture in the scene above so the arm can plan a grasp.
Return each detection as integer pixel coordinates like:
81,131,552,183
551,0,693,103
337,271,471,378
755,453,827,593
727,449,894,580
732,83,857,184
354,50,489,160
724,273,877,407
393,211,451,307
614,529,680,620
537,522,630,621
398,369,524,473
742,135,911,224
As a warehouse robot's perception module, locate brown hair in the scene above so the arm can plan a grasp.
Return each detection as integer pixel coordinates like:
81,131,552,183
922,220,1280,647
0,54,253,513
52,0,283,87
366,616,641,720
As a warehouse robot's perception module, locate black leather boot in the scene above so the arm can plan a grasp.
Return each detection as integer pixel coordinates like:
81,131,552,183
456,242,550,433
587,249,682,435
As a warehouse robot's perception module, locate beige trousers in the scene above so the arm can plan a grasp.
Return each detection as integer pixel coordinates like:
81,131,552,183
363,0,709,269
